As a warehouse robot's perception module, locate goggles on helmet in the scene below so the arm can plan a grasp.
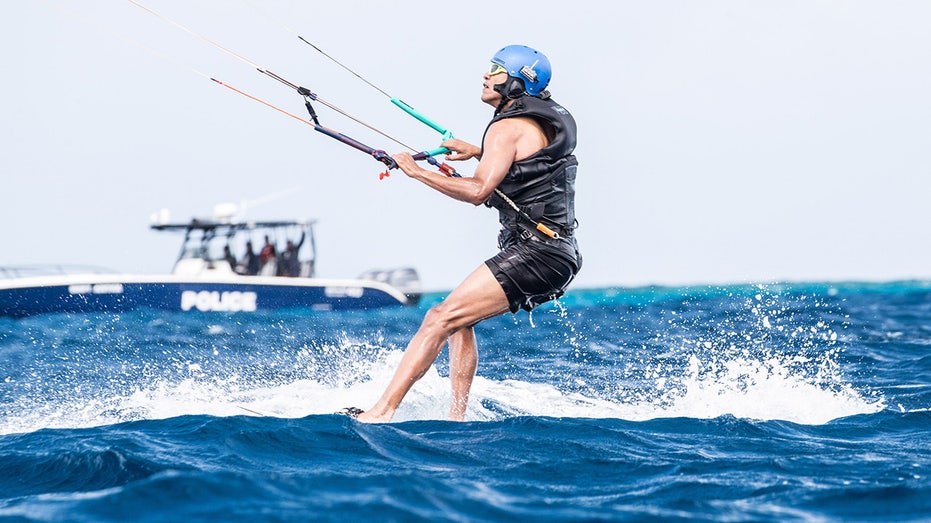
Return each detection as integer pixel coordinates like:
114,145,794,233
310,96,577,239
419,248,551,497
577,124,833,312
488,63,508,76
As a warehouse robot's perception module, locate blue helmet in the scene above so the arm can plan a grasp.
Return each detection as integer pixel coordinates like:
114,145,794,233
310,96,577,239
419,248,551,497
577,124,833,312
490,44,552,97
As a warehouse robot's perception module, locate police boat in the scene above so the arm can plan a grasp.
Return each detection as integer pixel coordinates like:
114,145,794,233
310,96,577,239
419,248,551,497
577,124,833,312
0,212,421,319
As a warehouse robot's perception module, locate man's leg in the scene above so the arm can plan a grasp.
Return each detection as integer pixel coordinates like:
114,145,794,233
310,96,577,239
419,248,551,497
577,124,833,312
356,264,509,423
448,327,477,421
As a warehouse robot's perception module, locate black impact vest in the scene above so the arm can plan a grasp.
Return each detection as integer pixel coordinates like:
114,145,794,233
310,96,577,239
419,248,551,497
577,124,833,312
482,95,579,248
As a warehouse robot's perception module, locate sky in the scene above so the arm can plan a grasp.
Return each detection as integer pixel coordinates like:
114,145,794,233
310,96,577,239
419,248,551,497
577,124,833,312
2,1,930,292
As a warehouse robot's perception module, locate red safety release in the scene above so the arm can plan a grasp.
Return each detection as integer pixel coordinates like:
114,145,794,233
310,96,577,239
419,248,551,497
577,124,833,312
438,163,456,177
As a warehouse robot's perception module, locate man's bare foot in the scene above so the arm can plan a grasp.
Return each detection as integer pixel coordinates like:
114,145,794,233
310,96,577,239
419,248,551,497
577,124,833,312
355,407,394,423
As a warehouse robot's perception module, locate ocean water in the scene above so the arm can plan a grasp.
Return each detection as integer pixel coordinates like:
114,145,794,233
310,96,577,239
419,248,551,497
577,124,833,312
1,282,929,522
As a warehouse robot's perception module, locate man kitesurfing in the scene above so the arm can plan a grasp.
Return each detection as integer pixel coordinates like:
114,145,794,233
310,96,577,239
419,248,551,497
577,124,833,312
117,2,580,423
351,45,582,423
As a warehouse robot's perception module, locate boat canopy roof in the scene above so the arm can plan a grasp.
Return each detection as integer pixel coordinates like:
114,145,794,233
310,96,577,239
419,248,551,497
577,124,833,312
151,219,317,234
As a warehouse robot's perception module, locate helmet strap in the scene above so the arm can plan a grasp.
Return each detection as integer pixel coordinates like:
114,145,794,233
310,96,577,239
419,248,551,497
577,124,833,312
493,77,527,114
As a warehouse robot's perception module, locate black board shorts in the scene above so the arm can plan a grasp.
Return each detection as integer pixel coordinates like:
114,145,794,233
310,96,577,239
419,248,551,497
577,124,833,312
485,237,582,313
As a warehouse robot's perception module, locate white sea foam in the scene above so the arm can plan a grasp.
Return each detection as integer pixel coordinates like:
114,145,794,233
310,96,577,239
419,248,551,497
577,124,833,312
653,354,885,424
368,345,887,425
0,341,886,436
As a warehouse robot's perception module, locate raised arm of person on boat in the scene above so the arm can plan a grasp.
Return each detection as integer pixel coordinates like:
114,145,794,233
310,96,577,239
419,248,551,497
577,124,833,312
352,45,582,423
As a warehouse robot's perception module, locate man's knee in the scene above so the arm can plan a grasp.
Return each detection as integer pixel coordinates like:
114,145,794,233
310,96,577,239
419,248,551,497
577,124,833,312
420,302,461,335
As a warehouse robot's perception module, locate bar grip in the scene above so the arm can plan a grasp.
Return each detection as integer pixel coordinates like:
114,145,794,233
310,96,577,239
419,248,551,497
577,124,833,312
391,98,450,136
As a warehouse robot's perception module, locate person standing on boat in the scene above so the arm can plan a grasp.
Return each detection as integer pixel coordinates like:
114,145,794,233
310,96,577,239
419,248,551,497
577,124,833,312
278,231,306,277
222,245,237,271
259,235,277,276
240,240,261,275
354,45,581,423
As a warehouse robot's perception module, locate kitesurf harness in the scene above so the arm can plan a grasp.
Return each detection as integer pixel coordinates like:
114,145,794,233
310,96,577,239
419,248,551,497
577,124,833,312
483,94,579,247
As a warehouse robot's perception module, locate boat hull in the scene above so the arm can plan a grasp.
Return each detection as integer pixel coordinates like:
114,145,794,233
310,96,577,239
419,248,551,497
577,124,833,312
0,274,414,318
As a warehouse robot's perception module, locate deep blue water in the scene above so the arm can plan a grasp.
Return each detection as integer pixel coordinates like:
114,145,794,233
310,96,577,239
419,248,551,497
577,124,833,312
1,282,929,522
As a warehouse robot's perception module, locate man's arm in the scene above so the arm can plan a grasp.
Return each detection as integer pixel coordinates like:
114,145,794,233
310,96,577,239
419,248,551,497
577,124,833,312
392,118,542,206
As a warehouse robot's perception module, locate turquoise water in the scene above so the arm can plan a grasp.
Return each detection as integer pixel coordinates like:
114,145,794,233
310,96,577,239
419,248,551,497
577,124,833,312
1,282,929,521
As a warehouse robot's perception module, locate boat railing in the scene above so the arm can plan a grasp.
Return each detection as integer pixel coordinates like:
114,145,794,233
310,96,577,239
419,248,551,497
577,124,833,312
0,265,119,279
